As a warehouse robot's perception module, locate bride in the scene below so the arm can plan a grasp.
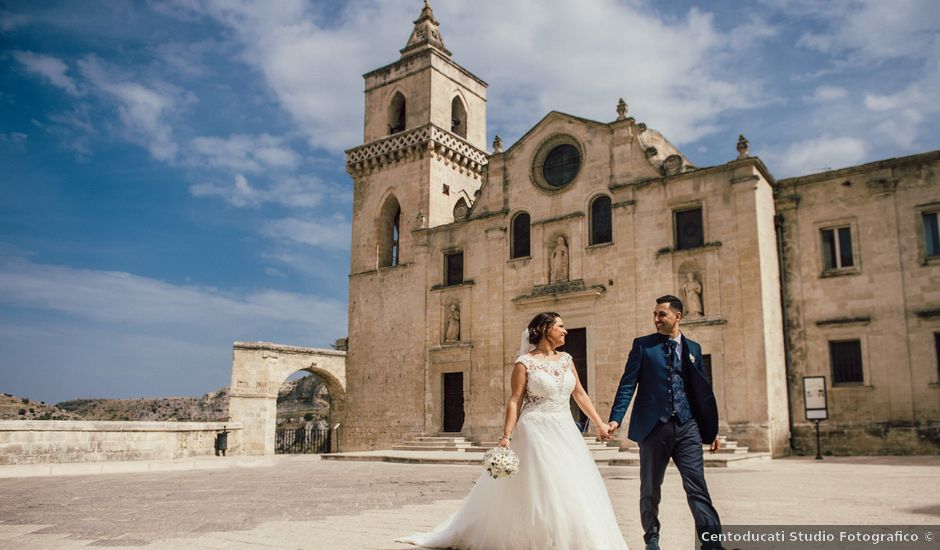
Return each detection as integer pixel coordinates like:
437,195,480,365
398,311,629,549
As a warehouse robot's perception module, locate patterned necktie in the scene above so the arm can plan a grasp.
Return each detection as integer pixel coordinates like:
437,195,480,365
665,339,679,370
662,339,692,424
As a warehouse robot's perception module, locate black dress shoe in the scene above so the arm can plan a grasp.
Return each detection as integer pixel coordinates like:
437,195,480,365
645,537,661,550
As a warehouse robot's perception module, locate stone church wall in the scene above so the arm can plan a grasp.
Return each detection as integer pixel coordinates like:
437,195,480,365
777,151,940,455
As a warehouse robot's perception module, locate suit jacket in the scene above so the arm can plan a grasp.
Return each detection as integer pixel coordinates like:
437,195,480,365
608,333,719,444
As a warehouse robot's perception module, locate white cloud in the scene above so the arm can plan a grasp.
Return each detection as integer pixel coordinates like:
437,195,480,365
151,39,219,78
12,51,80,95
864,85,933,113
262,214,351,250
0,11,30,31
189,133,300,173
769,136,871,177
0,255,342,328
264,266,286,278
76,55,186,162
782,0,940,157
808,85,848,102
862,44,940,149
796,0,940,62
164,0,776,151
441,2,777,145
190,173,258,207
31,106,96,158
189,173,350,209
0,253,346,401
0,132,28,148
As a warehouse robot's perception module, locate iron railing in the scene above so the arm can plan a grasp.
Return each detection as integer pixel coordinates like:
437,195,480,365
275,426,331,454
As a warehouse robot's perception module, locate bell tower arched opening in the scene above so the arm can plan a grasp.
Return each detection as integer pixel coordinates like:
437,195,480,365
451,95,467,138
377,194,402,268
389,91,406,135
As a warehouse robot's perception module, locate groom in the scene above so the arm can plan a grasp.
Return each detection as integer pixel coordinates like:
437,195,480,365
607,295,725,550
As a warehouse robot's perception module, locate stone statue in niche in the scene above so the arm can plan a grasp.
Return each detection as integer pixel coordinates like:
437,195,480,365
681,272,704,316
550,236,570,283
444,304,461,343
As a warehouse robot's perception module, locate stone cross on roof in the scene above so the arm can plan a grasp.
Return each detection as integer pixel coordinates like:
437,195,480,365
400,0,452,57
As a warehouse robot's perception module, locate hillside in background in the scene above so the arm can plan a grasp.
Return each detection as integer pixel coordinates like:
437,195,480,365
0,393,83,420
2,374,330,425
276,374,330,428
56,388,230,421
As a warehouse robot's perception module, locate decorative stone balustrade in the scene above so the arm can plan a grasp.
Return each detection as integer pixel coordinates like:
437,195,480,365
346,123,488,178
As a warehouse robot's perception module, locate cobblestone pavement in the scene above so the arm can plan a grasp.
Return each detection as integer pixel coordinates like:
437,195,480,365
0,455,938,549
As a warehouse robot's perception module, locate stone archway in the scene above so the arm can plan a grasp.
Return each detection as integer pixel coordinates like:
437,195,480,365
228,342,346,455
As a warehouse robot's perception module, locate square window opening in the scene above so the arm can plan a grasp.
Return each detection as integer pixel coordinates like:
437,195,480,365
830,340,864,385
821,226,854,270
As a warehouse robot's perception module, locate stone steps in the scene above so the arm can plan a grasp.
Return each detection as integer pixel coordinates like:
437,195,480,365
322,448,773,467
391,435,478,452
604,451,772,467
373,434,762,466
609,434,750,454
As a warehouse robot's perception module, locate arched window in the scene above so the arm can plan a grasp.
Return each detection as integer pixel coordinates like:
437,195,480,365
510,212,531,259
388,92,406,135
590,196,612,245
451,96,467,138
377,195,401,267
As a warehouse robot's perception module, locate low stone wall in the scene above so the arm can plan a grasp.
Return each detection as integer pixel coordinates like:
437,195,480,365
792,421,940,456
0,421,242,465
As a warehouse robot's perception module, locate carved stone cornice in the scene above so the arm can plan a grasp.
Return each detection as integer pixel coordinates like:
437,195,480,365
681,315,727,327
233,342,346,356
915,309,940,320
512,280,607,309
346,123,487,179
815,316,871,327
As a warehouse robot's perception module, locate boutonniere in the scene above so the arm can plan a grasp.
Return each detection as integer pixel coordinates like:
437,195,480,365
689,354,695,364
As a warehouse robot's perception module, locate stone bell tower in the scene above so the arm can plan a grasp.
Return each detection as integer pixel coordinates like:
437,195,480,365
346,0,488,273
343,2,488,450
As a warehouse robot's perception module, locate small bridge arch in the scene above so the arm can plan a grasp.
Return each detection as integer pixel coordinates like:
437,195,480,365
229,342,346,455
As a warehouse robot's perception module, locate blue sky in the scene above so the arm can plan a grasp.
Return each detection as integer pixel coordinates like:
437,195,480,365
2,0,938,403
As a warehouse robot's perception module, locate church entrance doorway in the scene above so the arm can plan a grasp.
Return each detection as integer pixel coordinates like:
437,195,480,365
561,328,588,431
442,372,465,433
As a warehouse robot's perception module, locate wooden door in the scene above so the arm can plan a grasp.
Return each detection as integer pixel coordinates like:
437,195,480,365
560,328,588,430
442,372,465,433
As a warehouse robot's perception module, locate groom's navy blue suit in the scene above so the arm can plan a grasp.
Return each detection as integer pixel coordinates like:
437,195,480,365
610,333,718,444
610,332,723,549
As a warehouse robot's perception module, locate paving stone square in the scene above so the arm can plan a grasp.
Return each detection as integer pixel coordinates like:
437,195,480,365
1,455,939,549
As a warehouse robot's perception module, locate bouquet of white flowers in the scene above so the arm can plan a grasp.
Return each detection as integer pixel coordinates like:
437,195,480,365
482,446,520,479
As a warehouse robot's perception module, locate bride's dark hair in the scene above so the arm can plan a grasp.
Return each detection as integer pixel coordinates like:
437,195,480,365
527,312,560,346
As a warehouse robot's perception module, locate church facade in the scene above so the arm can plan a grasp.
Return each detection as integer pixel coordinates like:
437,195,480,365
342,3,940,456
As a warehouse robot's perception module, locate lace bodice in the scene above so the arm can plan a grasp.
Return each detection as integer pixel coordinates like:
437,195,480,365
516,353,575,415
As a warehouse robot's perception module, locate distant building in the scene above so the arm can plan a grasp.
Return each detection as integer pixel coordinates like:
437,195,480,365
342,3,940,455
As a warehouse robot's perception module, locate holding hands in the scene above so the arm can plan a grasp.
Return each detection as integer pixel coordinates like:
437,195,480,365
595,420,618,441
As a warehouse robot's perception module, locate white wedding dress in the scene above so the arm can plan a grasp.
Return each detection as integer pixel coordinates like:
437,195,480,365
398,352,629,550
